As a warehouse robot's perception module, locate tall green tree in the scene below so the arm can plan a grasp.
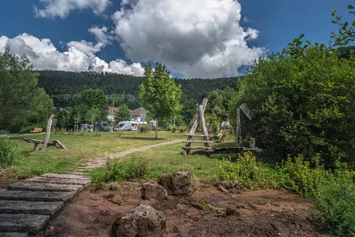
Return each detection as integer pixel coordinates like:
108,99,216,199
0,51,53,132
115,104,131,123
230,46,355,168
139,63,182,139
74,89,108,122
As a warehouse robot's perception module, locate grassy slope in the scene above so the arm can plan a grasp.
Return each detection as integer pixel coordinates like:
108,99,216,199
5,131,186,177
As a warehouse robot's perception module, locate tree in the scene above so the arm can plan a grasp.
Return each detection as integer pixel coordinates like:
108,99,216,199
181,98,198,126
139,63,182,139
115,104,131,123
85,107,101,125
74,89,108,122
230,46,355,168
0,50,53,132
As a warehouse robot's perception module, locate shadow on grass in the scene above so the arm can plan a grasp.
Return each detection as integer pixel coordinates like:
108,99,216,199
120,137,167,141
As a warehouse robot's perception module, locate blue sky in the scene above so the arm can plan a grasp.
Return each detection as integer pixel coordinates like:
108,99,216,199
0,0,350,78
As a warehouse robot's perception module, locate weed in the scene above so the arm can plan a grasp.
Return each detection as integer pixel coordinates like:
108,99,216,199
0,139,18,167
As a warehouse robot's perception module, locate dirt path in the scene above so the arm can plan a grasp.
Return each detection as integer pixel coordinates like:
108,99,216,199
76,140,183,172
42,181,326,237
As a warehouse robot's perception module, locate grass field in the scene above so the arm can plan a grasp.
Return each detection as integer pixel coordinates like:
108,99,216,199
3,130,188,177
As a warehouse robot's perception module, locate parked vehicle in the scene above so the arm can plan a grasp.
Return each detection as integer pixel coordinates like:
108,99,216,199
95,121,112,132
116,121,139,131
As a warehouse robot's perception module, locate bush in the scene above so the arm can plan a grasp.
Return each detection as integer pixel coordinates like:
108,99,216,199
167,125,174,131
0,139,18,167
172,126,176,133
19,125,37,134
139,125,149,133
217,152,279,189
179,126,186,133
91,158,149,187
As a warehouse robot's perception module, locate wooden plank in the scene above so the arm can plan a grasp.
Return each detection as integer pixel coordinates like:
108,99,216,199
184,134,207,137
0,232,28,237
0,190,74,202
182,146,213,150
0,200,63,215
26,177,91,187
41,173,90,181
0,214,50,234
8,182,83,193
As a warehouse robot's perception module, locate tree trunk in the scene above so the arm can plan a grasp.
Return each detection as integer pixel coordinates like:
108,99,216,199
155,120,158,139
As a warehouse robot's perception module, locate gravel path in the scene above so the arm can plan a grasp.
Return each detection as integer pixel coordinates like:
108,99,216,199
75,139,183,173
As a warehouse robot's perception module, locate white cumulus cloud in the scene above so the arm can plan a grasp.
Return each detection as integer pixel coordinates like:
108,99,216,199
88,26,113,45
34,0,112,19
0,33,144,76
112,0,264,78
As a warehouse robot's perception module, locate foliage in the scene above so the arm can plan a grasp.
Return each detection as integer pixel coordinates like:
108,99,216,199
181,98,198,125
179,126,186,133
55,108,73,130
37,70,236,108
0,139,17,167
139,125,149,133
19,125,38,134
139,63,182,139
85,107,101,124
312,175,355,236
0,51,53,132
230,46,355,168
330,2,355,46
74,89,108,123
115,104,131,123
91,158,149,188
217,152,279,189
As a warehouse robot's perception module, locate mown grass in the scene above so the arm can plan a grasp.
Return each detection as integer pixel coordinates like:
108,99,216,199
3,131,185,177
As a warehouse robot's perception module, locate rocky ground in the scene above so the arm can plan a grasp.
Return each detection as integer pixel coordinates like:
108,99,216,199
37,180,327,237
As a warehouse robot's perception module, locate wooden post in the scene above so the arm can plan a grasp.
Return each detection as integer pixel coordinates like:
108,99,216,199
250,138,255,148
236,108,241,147
42,114,55,151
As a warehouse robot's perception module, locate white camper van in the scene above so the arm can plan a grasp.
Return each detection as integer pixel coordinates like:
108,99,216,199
116,121,138,131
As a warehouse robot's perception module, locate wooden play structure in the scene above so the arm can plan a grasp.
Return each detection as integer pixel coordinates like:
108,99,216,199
182,99,261,156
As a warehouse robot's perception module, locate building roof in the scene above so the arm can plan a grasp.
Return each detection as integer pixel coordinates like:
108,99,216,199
108,107,119,115
130,107,147,117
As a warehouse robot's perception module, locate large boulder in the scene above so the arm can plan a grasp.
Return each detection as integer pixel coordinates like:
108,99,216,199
158,171,194,196
111,204,166,237
141,181,168,201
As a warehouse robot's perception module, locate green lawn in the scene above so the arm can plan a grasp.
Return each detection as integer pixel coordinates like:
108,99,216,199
4,131,186,177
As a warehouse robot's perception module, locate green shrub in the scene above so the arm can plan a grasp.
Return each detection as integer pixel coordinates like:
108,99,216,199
179,126,186,133
0,139,18,167
139,125,149,133
91,158,149,187
167,125,174,131
217,152,278,189
312,180,355,236
19,125,38,133
172,127,176,133
0,130,9,135
278,154,331,197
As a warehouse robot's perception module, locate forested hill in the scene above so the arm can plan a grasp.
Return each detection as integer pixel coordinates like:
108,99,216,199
37,70,237,108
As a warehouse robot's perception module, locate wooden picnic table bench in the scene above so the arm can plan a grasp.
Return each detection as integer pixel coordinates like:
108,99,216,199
30,128,43,133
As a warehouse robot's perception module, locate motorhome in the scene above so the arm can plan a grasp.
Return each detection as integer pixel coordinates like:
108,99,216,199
116,121,138,131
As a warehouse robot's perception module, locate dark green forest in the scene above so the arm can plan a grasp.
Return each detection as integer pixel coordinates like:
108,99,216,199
37,70,237,108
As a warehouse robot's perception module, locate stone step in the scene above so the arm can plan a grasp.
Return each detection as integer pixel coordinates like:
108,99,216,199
41,173,91,180
0,214,50,234
0,190,74,202
0,200,63,215
0,232,28,237
8,182,83,193
25,177,91,188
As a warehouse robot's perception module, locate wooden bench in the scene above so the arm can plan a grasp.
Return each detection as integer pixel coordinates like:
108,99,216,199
30,128,43,133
